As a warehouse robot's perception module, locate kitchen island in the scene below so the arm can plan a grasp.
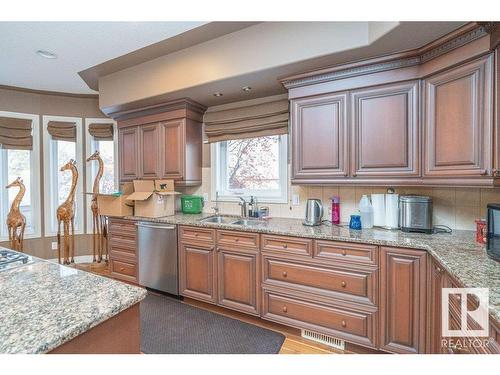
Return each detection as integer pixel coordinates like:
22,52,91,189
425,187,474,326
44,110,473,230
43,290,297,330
0,249,147,354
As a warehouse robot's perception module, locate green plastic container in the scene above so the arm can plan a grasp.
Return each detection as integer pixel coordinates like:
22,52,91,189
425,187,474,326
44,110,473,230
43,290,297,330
181,195,204,214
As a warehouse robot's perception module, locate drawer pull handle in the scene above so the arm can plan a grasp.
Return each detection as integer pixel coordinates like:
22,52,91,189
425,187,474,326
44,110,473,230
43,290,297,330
195,233,199,237
283,244,288,249
282,271,287,278
119,267,125,272
341,281,346,288
341,320,347,327
235,238,239,242
282,306,288,313
341,250,347,256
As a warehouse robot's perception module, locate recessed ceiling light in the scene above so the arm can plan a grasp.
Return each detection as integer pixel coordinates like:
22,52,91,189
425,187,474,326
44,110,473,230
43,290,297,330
36,50,57,59
242,86,252,92
213,92,223,97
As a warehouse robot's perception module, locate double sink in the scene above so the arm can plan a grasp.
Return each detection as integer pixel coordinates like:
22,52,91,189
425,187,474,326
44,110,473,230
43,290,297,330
199,215,264,227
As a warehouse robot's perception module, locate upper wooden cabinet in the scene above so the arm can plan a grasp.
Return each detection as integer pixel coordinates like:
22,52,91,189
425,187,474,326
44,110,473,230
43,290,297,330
118,127,139,182
138,123,160,179
423,54,493,178
283,24,500,187
350,81,419,178
117,99,205,186
291,92,348,182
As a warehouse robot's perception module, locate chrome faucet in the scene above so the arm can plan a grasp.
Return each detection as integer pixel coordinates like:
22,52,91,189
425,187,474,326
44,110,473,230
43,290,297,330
212,191,220,216
238,197,248,217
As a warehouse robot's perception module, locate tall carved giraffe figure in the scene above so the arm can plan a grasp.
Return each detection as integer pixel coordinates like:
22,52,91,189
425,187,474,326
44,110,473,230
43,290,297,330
5,177,26,252
87,150,107,262
56,159,78,265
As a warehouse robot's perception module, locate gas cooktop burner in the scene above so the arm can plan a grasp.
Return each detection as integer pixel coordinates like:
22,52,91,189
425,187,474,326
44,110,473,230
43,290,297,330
0,248,33,271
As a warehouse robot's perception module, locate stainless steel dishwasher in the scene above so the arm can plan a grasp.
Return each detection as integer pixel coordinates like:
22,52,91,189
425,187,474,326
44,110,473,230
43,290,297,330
136,222,179,296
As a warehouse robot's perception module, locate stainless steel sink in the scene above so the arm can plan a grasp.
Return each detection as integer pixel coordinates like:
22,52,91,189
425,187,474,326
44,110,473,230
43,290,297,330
230,219,263,226
199,216,235,224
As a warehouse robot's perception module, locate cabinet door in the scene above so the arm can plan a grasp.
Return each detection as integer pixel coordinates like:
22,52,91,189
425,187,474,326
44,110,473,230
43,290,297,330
380,246,427,354
217,247,259,315
429,259,445,354
118,127,139,182
179,241,217,303
291,92,348,181
423,55,493,177
351,81,419,177
138,123,160,178
160,119,185,180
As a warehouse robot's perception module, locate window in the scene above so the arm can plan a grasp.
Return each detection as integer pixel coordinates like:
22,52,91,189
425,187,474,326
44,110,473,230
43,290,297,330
0,112,41,240
212,135,288,203
43,115,84,236
85,118,118,233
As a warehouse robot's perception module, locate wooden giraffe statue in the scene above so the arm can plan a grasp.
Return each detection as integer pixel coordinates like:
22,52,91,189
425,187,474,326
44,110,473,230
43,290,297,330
86,150,107,263
56,159,78,265
5,177,26,252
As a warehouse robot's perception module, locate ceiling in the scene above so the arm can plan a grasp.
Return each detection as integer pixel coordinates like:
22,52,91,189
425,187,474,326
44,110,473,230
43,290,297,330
0,22,214,94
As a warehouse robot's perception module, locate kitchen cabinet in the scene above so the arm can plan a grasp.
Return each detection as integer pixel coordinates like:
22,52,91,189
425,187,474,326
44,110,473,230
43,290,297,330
138,123,160,178
118,127,139,182
108,218,138,284
350,81,419,177
179,241,217,303
423,54,493,178
379,246,427,354
217,247,260,315
117,99,205,185
291,92,348,182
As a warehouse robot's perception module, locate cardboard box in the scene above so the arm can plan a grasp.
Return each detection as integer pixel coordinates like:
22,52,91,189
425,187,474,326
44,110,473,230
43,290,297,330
125,179,179,218
86,183,134,217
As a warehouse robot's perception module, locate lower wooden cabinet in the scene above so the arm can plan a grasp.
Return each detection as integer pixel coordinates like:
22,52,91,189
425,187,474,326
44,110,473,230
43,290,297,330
179,241,217,303
217,247,260,315
108,218,138,284
379,246,427,354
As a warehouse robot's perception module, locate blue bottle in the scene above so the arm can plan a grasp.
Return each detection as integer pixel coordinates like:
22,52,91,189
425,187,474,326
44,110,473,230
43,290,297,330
349,214,362,230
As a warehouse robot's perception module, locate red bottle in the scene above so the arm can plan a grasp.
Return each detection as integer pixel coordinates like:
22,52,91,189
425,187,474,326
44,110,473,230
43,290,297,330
331,196,340,225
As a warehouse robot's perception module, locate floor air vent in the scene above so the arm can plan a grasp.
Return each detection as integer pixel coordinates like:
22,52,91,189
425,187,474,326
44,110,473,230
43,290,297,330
301,329,345,350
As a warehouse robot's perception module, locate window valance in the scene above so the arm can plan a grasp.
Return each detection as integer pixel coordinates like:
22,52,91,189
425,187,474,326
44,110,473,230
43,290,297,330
0,116,33,150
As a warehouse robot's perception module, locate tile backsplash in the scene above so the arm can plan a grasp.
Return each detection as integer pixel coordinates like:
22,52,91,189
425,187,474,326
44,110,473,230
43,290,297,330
180,167,500,231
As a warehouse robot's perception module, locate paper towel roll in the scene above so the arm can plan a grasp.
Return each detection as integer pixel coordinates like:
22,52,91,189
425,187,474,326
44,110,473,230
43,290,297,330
371,194,386,227
385,194,399,229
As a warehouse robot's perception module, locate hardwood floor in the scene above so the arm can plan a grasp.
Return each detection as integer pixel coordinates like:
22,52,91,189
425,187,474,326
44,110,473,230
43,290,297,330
83,261,343,354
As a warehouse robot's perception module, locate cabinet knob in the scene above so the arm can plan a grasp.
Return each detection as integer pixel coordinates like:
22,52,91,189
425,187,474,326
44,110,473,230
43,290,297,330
341,320,347,327
341,250,347,256
282,271,288,278
235,238,239,242
282,306,288,313
195,233,199,237
283,244,288,249
341,281,347,288
119,267,125,272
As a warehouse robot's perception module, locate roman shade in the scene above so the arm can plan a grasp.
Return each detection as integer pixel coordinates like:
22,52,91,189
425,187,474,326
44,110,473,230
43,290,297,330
88,122,114,141
203,99,289,143
47,121,76,142
0,117,33,150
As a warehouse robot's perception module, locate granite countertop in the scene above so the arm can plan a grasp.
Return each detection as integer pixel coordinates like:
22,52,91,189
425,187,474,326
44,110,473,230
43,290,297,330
125,213,500,325
0,252,147,354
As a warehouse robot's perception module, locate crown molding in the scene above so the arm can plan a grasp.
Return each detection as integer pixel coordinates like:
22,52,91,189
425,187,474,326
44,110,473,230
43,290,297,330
0,84,99,99
281,23,489,90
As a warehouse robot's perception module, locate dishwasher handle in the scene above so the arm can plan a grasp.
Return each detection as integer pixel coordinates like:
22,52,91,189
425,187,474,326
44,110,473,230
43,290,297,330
136,222,176,230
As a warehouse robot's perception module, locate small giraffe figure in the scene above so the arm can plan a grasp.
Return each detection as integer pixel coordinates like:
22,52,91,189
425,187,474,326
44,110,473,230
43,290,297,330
5,177,26,252
56,159,78,265
86,150,108,263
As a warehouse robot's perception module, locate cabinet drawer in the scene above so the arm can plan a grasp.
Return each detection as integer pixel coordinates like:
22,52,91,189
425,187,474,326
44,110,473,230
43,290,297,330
109,241,136,260
109,220,137,239
110,258,137,283
109,236,136,250
262,235,312,256
262,288,377,348
262,256,377,305
217,230,259,250
180,226,215,244
314,240,377,265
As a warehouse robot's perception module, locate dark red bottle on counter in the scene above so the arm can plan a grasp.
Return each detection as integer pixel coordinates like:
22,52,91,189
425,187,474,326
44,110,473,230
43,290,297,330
331,196,340,225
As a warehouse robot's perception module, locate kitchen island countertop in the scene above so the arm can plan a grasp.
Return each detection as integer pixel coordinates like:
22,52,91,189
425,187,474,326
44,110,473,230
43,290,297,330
123,213,500,325
0,252,147,354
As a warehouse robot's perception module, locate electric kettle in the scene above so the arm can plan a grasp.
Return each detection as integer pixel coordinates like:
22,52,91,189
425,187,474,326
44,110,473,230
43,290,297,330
303,199,324,226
